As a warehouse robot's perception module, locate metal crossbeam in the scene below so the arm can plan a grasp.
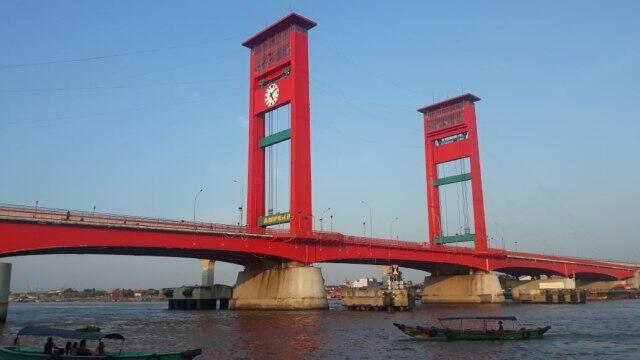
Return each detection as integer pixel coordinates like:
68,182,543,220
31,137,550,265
434,173,471,187
260,129,291,148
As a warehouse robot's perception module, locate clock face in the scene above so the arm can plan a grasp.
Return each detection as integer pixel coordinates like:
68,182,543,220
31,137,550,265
264,83,279,107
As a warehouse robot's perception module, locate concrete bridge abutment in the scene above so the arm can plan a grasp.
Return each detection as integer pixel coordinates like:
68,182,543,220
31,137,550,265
0,263,11,321
421,271,504,304
511,276,586,303
230,261,328,310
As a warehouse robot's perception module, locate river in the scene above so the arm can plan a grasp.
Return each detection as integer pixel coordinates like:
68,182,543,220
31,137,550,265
1,300,639,359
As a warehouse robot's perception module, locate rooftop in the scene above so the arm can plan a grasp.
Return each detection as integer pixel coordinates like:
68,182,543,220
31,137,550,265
242,13,317,49
417,93,481,114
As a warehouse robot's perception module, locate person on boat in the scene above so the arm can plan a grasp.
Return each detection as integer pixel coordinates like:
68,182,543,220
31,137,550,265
43,337,61,354
65,341,72,355
71,342,78,355
77,339,92,356
497,320,505,335
95,341,106,355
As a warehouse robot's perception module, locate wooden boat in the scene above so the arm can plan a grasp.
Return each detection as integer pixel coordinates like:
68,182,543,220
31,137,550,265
392,322,445,339
438,316,550,341
0,326,202,359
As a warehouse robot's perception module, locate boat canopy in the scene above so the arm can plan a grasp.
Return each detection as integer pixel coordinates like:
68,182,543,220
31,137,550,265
439,316,518,321
17,326,125,341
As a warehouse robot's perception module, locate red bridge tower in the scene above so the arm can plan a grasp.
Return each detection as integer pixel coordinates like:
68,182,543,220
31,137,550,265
243,14,316,236
418,94,488,252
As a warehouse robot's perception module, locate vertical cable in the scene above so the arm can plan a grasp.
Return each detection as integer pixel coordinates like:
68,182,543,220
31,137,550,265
275,107,278,213
267,111,274,215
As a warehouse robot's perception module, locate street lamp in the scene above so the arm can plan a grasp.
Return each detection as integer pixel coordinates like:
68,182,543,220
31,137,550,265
319,207,331,231
233,179,244,226
390,217,399,239
361,200,373,238
362,221,367,236
193,188,204,225
330,214,334,232
34,200,39,218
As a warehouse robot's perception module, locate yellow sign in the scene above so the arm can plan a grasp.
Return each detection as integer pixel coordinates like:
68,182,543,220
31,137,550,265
259,212,291,227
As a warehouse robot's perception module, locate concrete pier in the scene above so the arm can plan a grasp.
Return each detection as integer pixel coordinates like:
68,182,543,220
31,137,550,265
422,272,504,304
230,262,328,310
165,284,232,310
342,288,415,311
164,260,232,310
200,260,215,288
512,277,586,303
0,263,11,321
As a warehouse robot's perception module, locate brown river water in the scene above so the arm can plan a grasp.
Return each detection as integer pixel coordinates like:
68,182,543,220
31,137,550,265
1,300,639,359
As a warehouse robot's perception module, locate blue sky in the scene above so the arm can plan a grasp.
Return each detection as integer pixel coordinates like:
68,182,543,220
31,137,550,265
1,1,639,291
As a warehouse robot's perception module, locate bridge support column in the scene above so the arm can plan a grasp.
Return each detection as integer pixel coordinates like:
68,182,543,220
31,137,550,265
200,260,215,287
0,263,11,321
422,272,504,304
230,261,328,310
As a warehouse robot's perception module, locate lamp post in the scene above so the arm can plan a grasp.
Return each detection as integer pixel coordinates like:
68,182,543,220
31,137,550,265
319,207,331,231
233,179,244,226
362,221,367,236
390,217,399,239
34,200,39,218
193,188,204,226
330,214,333,232
361,200,373,238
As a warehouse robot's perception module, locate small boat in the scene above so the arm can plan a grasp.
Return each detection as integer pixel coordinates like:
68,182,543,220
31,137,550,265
392,322,445,339
438,316,550,340
0,326,202,359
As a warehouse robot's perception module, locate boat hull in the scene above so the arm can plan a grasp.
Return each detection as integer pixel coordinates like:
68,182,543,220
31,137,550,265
392,323,445,339
0,347,202,359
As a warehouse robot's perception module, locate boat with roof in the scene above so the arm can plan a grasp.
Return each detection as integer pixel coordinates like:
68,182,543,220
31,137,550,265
393,316,550,341
438,316,550,340
0,326,202,359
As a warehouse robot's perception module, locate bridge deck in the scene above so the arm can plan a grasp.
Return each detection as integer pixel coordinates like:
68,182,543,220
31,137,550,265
0,204,638,279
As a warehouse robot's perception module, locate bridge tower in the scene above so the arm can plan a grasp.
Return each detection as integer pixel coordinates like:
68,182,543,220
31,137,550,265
243,13,315,236
232,13,328,310
418,94,488,252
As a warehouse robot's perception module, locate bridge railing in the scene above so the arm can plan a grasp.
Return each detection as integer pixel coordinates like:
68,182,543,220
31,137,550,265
0,203,250,235
309,230,481,253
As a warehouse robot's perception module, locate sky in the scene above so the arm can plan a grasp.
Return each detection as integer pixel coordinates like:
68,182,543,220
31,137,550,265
1,1,639,291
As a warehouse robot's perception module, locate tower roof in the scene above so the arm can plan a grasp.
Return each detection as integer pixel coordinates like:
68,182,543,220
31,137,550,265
417,93,481,114
242,13,317,49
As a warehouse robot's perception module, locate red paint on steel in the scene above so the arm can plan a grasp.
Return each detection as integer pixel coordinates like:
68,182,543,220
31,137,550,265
244,13,314,235
0,16,636,285
0,206,637,281
418,93,488,252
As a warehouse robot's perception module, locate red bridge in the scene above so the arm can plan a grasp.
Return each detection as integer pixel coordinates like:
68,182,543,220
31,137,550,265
0,205,637,281
0,14,638,309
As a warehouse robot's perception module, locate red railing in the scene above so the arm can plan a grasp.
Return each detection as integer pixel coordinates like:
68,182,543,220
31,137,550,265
0,203,253,235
